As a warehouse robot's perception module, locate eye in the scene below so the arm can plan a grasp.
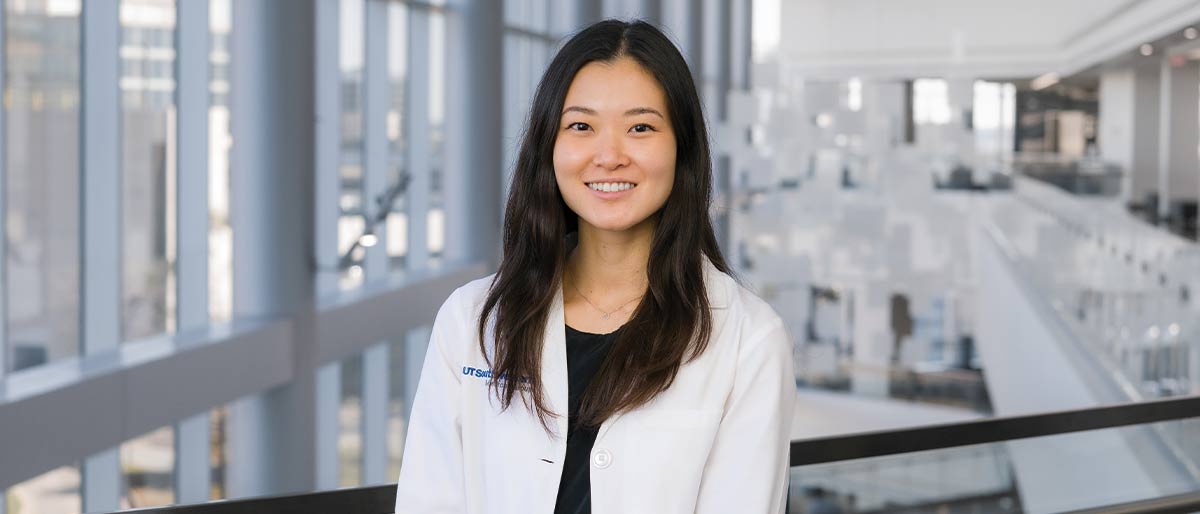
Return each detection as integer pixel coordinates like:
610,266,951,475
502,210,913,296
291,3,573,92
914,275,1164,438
630,123,655,133
566,122,591,131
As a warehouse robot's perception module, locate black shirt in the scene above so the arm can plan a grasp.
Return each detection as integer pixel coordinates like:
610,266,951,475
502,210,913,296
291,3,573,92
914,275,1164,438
553,324,619,514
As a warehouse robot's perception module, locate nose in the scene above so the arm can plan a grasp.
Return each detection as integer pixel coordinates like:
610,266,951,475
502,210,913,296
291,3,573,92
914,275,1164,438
591,131,630,170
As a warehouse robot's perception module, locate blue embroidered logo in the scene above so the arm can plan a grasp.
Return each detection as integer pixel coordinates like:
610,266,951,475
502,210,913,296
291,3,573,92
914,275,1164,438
462,366,493,379
462,366,530,385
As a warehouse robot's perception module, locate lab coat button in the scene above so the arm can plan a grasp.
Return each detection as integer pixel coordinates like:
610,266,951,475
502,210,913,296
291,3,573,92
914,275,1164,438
592,448,612,469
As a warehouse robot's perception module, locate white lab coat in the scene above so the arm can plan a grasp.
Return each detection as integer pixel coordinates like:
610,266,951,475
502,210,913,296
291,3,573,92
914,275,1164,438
395,259,795,513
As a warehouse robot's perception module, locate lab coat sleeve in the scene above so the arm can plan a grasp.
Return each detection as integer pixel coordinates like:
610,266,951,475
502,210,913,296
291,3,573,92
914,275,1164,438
394,288,467,513
694,317,795,514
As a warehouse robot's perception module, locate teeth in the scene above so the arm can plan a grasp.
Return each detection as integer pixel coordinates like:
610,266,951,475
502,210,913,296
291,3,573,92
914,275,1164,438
588,182,635,192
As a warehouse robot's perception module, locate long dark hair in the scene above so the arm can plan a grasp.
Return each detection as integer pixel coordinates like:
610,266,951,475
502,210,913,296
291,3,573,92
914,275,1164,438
478,19,729,432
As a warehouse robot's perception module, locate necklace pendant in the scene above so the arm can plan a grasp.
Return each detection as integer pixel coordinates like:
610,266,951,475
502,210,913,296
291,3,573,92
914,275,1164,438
601,313,610,320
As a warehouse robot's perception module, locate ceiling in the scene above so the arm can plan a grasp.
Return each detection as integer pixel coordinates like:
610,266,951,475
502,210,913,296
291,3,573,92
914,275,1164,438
773,0,1198,79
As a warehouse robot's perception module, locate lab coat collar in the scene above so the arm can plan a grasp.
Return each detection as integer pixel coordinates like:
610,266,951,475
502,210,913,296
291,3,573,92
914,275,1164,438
541,256,729,439
542,281,569,439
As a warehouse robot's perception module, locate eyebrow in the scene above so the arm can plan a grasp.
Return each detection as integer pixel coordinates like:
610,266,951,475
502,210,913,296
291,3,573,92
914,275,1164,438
562,106,665,119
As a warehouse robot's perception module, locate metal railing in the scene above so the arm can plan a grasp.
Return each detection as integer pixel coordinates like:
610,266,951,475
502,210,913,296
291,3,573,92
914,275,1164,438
114,393,1200,514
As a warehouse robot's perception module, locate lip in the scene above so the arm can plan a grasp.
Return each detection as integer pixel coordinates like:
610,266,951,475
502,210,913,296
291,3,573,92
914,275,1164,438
584,182,637,199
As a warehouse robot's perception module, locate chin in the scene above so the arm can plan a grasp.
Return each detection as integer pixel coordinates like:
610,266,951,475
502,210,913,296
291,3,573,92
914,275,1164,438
582,214,654,233
587,221,638,232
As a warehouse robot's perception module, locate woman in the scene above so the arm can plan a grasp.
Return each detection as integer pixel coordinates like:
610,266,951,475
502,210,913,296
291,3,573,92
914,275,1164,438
395,19,794,514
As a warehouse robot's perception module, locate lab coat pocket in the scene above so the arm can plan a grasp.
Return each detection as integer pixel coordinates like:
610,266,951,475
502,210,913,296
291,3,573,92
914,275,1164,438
620,407,722,513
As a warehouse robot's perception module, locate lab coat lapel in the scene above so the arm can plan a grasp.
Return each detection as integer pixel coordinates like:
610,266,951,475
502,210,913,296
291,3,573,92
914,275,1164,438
541,282,570,439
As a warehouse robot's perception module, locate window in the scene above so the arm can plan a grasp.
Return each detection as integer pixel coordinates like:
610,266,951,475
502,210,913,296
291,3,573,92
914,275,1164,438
119,0,178,341
426,11,446,264
913,78,952,125
338,0,366,289
6,463,80,513
972,80,1016,159
209,405,228,499
209,0,232,322
387,2,408,271
120,426,175,508
339,354,364,487
4,0,82,372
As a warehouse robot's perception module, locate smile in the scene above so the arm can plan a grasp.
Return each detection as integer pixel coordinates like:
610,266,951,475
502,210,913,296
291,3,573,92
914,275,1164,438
586,182,637,193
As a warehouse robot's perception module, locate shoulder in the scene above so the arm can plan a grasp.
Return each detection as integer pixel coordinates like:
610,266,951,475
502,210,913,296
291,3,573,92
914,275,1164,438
703,261,785,342
438,273,496,322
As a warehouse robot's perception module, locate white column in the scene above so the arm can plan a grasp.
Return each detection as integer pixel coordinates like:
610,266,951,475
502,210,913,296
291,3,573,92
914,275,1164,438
1165,60,1200,217
225,0,319,497
0,3,6,510
657,0,700,73
1158,57,1172,221
358,0,391,488
406,9,431,271
362,342,389,484
946,77,976,159
702,0,732,253
363,0,389,279
80,0,122,510
578,0,604,25
314,362,341,490
315,0,340,295
730,0,750,91
0,3,4,501
312,0,343,494
444,0,503,268
0,0,6,380
174,0,213,503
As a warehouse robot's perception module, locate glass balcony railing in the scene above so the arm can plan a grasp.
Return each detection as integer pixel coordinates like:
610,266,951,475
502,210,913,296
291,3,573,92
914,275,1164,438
992,177,1200,401
108,394,1200,514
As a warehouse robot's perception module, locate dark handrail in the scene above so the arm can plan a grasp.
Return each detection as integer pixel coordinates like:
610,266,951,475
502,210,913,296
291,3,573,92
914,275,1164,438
120,484,397,514
112,394,1200,514
791,393,1200,466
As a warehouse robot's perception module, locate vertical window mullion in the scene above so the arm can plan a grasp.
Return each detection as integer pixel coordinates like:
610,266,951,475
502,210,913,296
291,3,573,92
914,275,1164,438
173,0,211,504
363,0,388,280
314,0,343,492
80,0,123,509
315,0,341,295
0,0,7,383
362,342,389,484
361,0,389,487
315,361,342,490
405,8,430,271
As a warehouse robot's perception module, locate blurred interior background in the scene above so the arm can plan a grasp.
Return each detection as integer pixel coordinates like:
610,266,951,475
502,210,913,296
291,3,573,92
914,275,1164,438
1,0,1199,513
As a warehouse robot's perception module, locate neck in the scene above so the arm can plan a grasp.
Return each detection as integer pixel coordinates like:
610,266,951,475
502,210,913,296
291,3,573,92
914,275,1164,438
566,216,656,299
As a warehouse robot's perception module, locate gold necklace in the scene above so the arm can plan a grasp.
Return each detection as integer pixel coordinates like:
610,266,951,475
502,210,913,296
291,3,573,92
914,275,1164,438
568,280,643,321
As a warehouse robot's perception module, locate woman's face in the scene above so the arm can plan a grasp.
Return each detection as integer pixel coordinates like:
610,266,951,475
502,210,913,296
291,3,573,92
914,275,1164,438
553,56,676,234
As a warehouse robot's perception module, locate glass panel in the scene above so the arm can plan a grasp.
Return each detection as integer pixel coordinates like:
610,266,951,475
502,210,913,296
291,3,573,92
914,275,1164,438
6,463,80,514
991,183,1200,403
209,0,233,323
120,425,175,509
427,11,445,265
120,0,178,341
4,0,82,372
913,78,951,125
210,405,228,500
338,0,365,289
339,354,364,487
972,80,1017,168
789,416,1200,513
387,337,405,480
387,1,408,271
